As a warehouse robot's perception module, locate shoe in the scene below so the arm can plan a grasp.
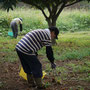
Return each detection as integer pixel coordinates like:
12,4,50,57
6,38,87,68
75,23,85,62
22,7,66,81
34,78,46,89
27,74,36,87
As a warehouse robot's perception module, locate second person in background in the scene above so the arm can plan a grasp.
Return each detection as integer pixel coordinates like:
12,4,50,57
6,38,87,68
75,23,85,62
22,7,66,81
10,18,23,38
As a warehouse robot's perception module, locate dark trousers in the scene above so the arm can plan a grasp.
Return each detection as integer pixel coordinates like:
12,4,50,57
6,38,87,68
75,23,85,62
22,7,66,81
16,49,42,78
11,22,18,38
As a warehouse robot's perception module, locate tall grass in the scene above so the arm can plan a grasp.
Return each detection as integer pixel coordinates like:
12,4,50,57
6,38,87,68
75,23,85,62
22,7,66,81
0,8,90,36
57,9,90,32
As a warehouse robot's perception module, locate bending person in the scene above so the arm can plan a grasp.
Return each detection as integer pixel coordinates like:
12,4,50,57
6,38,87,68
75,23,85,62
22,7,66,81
10,18,23,38
16,27,59,89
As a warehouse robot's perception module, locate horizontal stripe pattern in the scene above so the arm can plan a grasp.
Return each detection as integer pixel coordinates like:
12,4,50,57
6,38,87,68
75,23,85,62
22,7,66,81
16,29,52,54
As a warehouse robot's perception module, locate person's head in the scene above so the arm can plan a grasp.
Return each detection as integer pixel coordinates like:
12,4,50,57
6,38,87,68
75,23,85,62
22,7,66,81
49,26,59,40
19,18,23,21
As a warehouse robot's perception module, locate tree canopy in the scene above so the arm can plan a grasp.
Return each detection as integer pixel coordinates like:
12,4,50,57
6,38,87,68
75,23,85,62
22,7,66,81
1,0,90,27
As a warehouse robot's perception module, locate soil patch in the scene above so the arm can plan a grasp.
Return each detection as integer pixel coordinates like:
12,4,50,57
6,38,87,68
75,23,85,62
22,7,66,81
0,59,90,90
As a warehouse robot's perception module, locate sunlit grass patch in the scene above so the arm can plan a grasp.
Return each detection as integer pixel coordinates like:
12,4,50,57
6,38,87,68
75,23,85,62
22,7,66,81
84,61,90,67
58,31,90,47
67,62,90,73
53,31,90,61
63,60,90,82
0,52,18,62
0,37,21,62
73,65,90,73
69,86,84,90
54,48,90,61
0,31,90,63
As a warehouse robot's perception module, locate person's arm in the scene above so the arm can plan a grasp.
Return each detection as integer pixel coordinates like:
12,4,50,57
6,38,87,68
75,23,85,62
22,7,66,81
35,52,38,57
46,46,56,69
46,46,54,63
20,24,22,32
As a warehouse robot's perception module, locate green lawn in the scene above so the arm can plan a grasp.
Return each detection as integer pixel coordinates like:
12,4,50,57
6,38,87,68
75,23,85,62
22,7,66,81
0,31,90,89
0,31,90,62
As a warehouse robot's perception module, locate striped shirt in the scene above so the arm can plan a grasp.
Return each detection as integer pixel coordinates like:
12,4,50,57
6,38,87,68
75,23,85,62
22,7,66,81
16,29,52,55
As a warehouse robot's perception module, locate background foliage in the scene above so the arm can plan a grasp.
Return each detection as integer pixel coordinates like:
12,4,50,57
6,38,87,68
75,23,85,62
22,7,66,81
0,7,90,36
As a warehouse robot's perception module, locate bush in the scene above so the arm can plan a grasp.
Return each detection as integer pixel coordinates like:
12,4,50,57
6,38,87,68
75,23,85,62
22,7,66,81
0,8,90,36
57,9,90,32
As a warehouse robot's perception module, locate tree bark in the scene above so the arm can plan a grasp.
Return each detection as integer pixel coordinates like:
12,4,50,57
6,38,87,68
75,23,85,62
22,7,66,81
45,17,57,45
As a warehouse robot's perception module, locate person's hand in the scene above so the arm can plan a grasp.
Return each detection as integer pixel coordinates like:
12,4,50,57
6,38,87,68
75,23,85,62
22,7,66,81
51,63,56,69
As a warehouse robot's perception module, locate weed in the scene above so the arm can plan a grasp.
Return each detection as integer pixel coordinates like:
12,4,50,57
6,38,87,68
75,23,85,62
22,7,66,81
45,82,51,88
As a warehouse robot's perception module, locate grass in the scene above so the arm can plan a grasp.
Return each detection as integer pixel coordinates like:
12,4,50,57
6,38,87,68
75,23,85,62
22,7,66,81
0,31,90,76
55,48,90,60
49,31,90,61
0,8,90,36
0,36,20,62
0,31,90,62
57,9,90,31
0,7,90,89
39,31,90,85
38,31,90,84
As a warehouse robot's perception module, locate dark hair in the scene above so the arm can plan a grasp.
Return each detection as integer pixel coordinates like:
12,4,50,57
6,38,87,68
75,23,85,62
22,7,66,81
49,26,59,39
19,18,23,21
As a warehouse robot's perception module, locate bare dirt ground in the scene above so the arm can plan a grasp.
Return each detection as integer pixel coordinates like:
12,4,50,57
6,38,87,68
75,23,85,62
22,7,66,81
0,58,90,90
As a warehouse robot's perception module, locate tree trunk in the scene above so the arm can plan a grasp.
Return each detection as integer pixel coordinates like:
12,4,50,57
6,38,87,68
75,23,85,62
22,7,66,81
46,18,56,27
46,18,57,45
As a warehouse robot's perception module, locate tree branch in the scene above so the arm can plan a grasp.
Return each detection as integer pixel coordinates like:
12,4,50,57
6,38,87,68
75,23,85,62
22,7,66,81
41,9,48,19
53,1,63,16
23,1,48,19
65,0,83,7
35,5,48,19
55,2,65,20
